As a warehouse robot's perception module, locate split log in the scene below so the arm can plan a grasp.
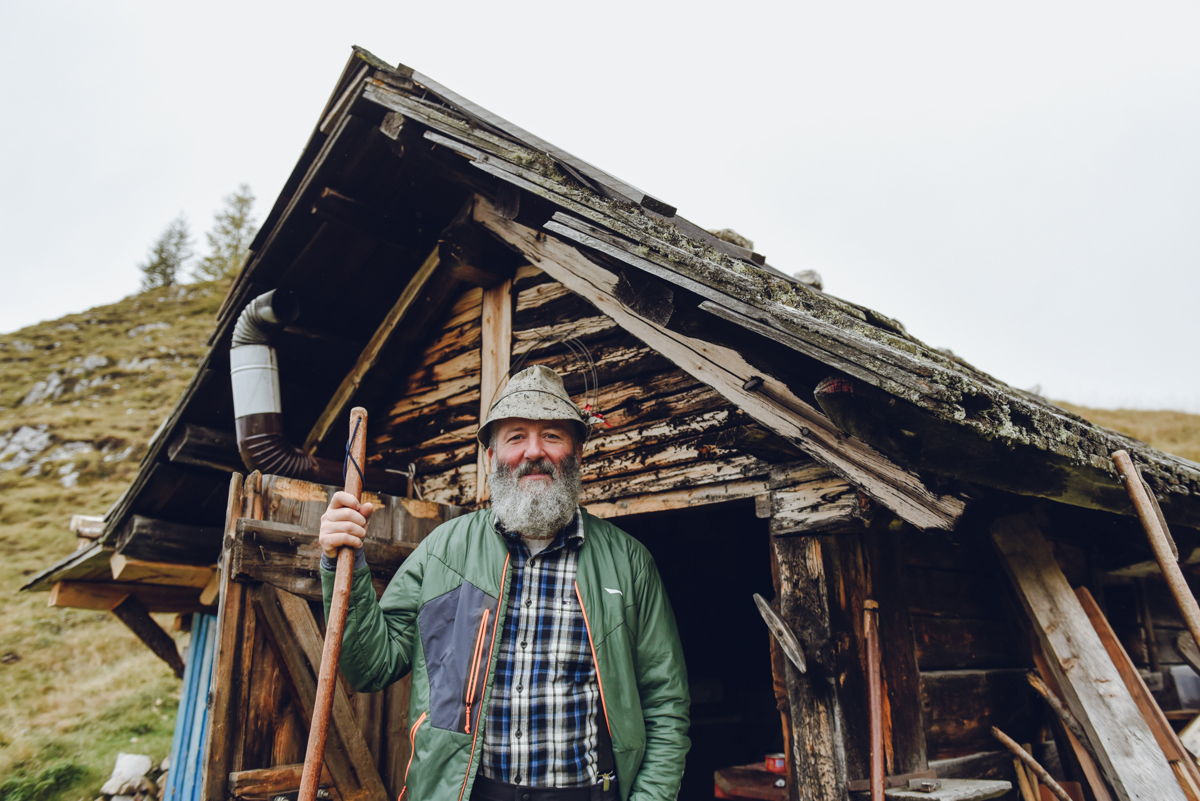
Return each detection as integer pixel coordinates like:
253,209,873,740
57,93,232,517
228,764,331,801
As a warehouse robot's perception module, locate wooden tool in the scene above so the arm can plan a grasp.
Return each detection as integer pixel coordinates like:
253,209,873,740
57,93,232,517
753,592,807,673
1112,450,1200,656
991,727,1072,801
298,407,369,801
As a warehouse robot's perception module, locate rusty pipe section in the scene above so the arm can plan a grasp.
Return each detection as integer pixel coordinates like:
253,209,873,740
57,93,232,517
230,290,343,484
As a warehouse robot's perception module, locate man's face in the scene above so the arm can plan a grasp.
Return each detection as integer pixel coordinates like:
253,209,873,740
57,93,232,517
487,418,580,480
487,418,582,538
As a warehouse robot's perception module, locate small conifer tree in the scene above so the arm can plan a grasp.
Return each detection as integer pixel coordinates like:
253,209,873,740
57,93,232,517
139,215,192,289
194,184,257,281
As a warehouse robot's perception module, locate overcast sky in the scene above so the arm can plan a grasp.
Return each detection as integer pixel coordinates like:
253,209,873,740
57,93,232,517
1,1,1196,412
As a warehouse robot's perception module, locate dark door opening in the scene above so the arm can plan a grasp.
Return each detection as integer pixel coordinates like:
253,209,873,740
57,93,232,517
614,499,779,800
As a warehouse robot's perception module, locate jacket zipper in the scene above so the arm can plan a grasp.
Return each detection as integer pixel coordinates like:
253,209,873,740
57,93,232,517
398,710,428,801
458,554,511,801
574,582,612,735
464,608,491,733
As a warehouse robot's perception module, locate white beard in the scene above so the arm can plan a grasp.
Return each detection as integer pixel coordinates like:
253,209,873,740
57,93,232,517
489,454,581,540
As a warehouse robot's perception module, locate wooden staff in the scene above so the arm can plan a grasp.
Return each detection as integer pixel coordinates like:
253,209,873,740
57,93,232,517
1112,450,1200,655
992,726,1072,801
298,407,368,801
864,599,884,801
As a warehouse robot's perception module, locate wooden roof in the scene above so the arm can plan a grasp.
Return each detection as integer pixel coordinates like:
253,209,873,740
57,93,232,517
25,47,1200,589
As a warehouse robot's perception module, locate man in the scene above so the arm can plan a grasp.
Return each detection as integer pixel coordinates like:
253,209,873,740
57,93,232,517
319,365,689,801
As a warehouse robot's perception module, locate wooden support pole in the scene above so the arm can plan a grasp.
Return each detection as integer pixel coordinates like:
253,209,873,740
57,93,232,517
1112,450,1200,656
864,599,884,801
111,595,185,678
476,277,513,504
773,535,847,801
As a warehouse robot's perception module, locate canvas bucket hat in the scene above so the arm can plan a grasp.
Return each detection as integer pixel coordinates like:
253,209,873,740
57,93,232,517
478,364,590,446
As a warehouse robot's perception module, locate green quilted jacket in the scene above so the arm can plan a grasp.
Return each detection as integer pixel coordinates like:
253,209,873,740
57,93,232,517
321,508,690,801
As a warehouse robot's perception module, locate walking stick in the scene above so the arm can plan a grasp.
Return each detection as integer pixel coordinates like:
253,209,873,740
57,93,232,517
299,407,368,801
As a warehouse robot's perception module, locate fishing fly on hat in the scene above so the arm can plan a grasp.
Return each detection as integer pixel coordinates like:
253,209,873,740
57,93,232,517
477,365,596,446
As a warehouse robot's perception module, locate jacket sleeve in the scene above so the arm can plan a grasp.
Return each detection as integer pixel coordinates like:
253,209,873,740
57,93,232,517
628,552,690,801
321,543,426,693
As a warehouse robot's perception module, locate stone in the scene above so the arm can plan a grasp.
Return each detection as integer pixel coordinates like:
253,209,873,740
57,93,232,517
885,778,1011,801
100,753,153,796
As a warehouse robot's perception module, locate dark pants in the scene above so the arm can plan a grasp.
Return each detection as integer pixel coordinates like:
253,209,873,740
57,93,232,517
470,775,619,801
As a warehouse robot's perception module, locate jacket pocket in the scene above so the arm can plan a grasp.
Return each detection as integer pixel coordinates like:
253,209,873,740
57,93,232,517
463,608,490,733
419,580,500,731
398,711,428,801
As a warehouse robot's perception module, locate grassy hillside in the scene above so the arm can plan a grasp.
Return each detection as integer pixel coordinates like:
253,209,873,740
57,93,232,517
0,282,223,801
0,281,1196,801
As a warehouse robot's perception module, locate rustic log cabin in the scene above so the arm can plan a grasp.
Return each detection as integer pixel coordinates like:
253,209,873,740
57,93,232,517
26,47,1200,801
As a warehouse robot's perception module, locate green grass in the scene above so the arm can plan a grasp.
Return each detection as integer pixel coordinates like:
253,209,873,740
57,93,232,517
0,282,223,801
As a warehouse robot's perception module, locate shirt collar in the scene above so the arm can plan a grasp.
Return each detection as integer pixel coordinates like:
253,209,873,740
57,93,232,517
494,508,585,553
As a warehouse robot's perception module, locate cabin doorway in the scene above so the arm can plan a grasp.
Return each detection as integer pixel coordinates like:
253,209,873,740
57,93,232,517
614,499,779,800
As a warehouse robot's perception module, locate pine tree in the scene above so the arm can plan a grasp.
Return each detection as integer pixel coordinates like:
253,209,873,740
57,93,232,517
194,184,257,281
139,215,192,289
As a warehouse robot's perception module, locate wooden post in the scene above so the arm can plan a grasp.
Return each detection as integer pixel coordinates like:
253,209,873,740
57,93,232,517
774,534,847,801
201,472,247,801
476,277,513,503
991,514,1183,801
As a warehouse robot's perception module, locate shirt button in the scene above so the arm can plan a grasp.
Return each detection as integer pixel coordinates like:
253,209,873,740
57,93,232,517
524,598,532,608
521,794,530,801
516,729,523,739
520,641,527,648
516,684,523,693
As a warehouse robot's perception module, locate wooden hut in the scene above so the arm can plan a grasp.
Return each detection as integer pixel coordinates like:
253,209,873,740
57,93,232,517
26,47,1200,801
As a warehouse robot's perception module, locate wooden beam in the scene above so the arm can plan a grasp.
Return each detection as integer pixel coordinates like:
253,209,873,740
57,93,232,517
476,277,513,503
111,595,184,678
473,198,964,532
49,580,206,613
112,515,222,567
167,424,241,473
304,245,441,450
761,463,864,536
110,553,215,588
991,514,1182,801
229,764,331,801
585,478,769,518
228,518,413,601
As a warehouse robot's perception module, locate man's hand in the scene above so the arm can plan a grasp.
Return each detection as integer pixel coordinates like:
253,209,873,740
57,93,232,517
319,491,375,559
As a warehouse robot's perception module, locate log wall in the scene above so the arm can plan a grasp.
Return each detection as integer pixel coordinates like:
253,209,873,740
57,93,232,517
900,527,1032,779
373,266,772,509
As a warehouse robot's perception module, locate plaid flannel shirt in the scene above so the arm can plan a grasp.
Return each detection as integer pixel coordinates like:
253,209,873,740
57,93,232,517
479,512,602,787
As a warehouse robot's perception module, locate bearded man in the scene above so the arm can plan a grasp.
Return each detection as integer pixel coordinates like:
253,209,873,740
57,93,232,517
318,365,690,801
